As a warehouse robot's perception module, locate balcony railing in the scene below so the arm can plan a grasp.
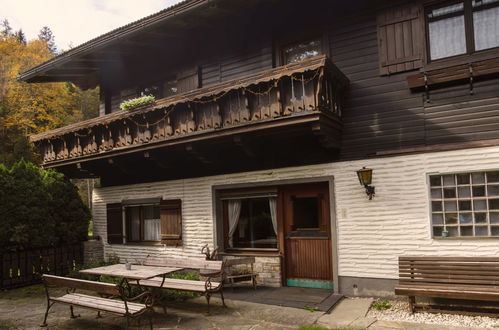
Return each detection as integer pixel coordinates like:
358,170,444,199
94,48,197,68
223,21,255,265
31,55,349,166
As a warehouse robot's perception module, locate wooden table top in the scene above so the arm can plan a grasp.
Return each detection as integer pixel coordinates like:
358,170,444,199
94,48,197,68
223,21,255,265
79,264,183,280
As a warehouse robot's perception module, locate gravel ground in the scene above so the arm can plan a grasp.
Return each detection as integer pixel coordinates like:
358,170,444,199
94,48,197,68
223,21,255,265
367,299,499,329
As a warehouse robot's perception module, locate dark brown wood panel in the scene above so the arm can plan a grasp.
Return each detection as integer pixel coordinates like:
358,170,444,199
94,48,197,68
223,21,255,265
285,238,332,281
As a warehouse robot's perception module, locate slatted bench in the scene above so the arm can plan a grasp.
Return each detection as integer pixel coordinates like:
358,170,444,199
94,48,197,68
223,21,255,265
134,257,226,313
395,256,499,315
41,274,154,329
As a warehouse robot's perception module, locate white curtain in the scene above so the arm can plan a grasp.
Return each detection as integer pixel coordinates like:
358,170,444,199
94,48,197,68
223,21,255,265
143,205,160,241
269,197,278,236
429,15,466,60
474,7,499,51
228,200,242,247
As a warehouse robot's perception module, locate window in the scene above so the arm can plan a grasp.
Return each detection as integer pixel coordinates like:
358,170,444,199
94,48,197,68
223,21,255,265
427,0,499,60
282,37,323,65
139,83,162,99
106,198,182,246
225,197,278,249
125,204,160,242
429,171,499,237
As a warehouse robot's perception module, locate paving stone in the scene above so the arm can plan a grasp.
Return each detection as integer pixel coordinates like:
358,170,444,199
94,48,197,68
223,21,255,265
316,297,373,328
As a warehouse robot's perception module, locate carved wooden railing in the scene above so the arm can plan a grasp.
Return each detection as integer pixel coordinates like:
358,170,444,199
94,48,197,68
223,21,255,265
31,55,349,165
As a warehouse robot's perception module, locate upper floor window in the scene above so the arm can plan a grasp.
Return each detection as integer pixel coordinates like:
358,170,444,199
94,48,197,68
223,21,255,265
429,171,499,238
139,83,162,99
282,37,323,65
427,0,499,61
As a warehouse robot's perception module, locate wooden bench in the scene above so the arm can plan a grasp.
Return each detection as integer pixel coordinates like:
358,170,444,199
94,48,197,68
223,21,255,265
41,274,154,329
395,256,499,315
225,257,258,290
134,257,226,313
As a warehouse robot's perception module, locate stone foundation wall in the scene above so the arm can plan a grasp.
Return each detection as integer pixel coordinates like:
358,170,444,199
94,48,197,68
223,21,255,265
83,239,104,265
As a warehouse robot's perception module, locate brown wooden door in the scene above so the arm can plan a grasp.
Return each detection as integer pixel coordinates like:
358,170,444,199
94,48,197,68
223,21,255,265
282,182,333,289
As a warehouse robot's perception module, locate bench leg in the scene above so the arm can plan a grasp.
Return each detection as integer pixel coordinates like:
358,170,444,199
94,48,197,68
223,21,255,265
220,290,226,308
206,293,211,314
408,296,415,314
96,311,102,318
149,312,153,330
252,276,257,290
41,301,54,327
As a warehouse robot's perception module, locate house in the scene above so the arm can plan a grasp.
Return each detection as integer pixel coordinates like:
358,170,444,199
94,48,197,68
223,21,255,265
21,0,499,296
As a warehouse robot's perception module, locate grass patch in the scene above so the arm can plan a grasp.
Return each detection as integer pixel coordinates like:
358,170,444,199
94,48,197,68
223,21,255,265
371,299,391,311
0,322,18,329
303,305,319,312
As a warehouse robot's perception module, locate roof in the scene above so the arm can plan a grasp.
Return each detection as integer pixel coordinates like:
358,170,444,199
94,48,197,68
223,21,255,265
17,0,213,85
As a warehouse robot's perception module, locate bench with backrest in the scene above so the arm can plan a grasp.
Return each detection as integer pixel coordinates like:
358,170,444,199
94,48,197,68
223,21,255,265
225,257,258,290
135,256,225,313
41,274,154,329
395,256,499,314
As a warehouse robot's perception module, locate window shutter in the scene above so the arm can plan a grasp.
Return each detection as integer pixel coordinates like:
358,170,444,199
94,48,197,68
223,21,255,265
106,203,123,244
160,199,182,246
377,4,424,75
176,67,200,93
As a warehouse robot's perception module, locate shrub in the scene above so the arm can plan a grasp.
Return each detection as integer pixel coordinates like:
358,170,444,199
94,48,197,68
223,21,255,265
120,95,155,110
0,159,90,252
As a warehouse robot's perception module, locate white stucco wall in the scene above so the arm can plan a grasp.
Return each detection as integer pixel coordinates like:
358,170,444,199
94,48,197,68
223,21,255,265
92,145,499,280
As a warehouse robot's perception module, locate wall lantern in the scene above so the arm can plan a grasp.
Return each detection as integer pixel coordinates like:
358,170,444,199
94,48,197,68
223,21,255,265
356,167,375,200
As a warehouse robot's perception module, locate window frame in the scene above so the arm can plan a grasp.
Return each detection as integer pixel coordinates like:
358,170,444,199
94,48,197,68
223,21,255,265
276,31,329,67
428,170,499,239
425,0,499,63
124,202,161,243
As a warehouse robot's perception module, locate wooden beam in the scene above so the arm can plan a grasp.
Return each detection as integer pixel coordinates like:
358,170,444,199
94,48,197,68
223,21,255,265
233,135,256,158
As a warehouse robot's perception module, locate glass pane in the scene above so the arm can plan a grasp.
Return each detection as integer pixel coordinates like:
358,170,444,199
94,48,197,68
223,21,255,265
488,185,499,196
487,171,499,183
430,176,442,187
233,198,276,249
431,188,443,199
143,205,160,241
475,226,489,236
127,206,140,242
432,201,443,212
458,200,472,210
474,6,499,51
448,227,459,237
458,186,471,198
474,199,487,210
443,175,455,186
491,212,499,223
475,212,487,223
444,188,456,198
489,199,499,209
473,186,486,197
459,213,473,224
293,197,320,229
283,39,322,64
445,213,458,224
472,173,485,184
429,15,466,60
432,213,444,224
428,3,464,18
461,226,473,236
491,226,499,236
457,173,470,184
444,201,457,211
433,226,444,237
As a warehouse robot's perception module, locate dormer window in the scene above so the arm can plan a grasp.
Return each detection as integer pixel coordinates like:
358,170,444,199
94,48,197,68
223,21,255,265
427,0,499,61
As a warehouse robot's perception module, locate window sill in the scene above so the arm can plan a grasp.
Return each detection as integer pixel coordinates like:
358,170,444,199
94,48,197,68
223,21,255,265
220,249,281,257
433,236,499,240
422,49,499,72
124,242,163,246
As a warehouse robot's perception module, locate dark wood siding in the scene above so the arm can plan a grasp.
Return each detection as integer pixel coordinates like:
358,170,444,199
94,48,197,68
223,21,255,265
160,199,182,246
106,203,123,244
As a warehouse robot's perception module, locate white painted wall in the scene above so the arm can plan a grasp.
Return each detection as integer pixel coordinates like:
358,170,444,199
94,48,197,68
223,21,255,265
93,145,499,280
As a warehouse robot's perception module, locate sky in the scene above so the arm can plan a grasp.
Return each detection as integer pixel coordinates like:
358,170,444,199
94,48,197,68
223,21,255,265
0,0,183,51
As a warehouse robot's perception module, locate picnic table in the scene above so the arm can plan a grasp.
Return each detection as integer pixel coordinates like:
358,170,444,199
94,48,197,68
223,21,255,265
80,263,183,296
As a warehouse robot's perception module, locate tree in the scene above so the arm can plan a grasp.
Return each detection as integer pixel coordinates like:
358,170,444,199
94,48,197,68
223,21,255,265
14,29,26,44
38,26,57,54
1,19,12,36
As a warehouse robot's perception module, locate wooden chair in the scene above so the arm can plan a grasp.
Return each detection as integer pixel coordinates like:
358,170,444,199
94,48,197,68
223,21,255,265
225,257,258,290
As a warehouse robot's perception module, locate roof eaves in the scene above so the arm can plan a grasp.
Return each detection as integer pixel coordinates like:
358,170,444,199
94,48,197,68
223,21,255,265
18,0,211,82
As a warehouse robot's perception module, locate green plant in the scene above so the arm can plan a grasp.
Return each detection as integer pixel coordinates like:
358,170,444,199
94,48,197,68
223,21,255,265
303,305,319,312
231,267,252,276
157,271,201,301
371,300,391,311
120,95,155,110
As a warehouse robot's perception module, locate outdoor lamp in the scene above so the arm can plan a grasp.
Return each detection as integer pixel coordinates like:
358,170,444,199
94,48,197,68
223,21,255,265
356,167,375,200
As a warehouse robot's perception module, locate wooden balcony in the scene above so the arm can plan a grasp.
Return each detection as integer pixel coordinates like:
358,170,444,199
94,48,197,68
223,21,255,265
31,55,348,183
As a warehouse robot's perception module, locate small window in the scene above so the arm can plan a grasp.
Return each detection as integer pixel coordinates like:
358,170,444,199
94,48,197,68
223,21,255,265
125,204,160,242
139,83,162,99
292,196,321,230
426,0,499,61
429,171,499,237
282,38,323,65
225,197,277,249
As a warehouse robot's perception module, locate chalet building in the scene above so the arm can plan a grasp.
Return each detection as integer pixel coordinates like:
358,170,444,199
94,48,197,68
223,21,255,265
21,0,499,295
